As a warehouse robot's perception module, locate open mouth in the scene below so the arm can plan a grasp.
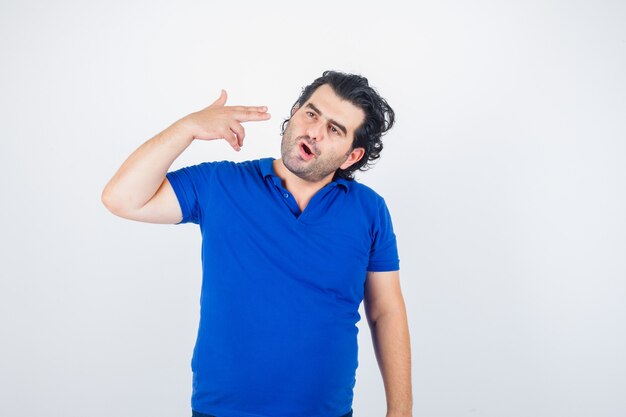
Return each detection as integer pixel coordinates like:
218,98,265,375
299,141,315,160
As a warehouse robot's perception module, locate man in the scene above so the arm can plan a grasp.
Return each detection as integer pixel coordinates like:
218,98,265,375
102,71,412,417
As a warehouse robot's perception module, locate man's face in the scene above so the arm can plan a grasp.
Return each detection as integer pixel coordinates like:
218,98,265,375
281,84,365,183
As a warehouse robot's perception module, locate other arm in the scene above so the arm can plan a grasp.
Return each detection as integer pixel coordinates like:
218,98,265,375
364,270,413,417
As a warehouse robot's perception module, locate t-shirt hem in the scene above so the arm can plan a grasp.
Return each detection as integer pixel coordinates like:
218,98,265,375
367,262,400,272
166,171,192,224
192,406,353,417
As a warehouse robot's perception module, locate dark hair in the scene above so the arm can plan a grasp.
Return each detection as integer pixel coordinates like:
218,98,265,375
281,70,395,180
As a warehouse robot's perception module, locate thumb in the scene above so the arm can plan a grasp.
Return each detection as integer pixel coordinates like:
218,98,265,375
210,89,227,107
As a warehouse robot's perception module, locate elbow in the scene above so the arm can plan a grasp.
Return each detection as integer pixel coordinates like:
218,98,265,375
101,193,131,220
101,192,118,215
101,188,110,207
365,302,408,327
101,184,122,214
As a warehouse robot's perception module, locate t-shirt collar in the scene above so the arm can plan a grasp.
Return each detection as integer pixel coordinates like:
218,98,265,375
260,157,350,192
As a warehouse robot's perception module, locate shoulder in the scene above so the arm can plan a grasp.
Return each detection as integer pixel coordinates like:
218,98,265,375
167,159,268,187
196,158,266,177
345,179,389,208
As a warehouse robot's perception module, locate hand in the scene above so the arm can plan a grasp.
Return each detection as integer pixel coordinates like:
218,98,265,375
178,89,271,152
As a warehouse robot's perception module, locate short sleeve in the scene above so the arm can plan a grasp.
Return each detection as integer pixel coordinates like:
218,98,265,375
165,162,214,225
367,198,400,272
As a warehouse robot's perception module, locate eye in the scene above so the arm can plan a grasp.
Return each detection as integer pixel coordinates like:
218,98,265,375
306,111,315,118
330,125,340,135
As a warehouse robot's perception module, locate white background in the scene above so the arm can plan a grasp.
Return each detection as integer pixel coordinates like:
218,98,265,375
1,1,625,416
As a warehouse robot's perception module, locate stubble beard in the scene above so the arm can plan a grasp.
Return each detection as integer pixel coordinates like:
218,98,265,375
280,121,350,183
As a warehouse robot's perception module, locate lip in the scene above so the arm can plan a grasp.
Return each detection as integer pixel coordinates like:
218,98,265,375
298,140,316,160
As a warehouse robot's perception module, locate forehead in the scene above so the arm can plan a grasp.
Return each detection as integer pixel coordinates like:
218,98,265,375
304,84,365,134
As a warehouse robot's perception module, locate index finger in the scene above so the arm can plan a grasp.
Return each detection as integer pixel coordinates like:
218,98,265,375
228,105,268,113
233,110,272,122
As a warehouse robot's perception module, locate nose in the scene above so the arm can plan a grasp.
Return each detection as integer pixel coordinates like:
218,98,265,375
307,120,324,142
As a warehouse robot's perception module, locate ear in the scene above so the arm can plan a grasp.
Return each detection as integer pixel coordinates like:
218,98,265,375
291,103,300,116
340,147,365,170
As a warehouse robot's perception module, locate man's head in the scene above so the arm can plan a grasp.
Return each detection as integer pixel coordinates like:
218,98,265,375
280,70,395,182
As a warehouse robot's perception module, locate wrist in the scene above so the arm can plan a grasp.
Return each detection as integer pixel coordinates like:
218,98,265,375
386,409,412,417
168,118,196,145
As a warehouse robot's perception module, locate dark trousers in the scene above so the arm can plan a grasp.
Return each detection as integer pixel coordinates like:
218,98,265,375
192,409,353,417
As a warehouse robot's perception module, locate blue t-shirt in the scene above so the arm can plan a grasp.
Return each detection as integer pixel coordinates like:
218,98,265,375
166,157,399,417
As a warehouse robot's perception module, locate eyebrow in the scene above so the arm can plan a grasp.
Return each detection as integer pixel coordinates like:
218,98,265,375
304,103,348,136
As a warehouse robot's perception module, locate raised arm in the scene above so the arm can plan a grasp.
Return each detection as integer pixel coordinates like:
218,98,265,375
100,90,271,223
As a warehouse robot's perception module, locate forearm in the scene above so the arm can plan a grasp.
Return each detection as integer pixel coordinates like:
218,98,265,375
102,119,193,211
369,307,413,416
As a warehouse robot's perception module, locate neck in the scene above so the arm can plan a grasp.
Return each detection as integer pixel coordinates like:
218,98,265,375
272,158,334,211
